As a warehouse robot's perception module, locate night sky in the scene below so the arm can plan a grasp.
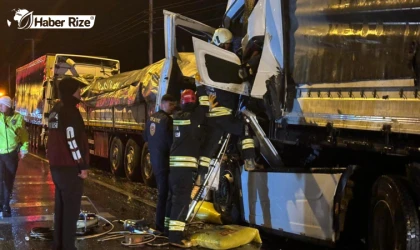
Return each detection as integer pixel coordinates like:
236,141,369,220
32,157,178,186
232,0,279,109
0,0,228,95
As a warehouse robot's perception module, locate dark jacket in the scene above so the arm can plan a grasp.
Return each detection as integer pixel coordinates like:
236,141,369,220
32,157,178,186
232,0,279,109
144,109,173,175
169,85,208,170
204,86,244,136
205,86,238,116
47,100,89,170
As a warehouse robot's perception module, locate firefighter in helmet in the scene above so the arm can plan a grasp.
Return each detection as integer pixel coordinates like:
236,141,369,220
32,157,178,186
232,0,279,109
194,28,257,193
164,80,216,247
211,27,233,51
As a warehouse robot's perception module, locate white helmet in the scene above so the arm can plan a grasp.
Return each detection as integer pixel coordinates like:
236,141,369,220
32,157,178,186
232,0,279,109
211,28,233,46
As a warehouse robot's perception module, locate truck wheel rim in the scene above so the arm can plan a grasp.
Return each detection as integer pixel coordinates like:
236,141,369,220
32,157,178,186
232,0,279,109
144,153,152,179
372,200,394,250
112,146,119,170
126,146,135,174
44,135,48,148
216,176,230,212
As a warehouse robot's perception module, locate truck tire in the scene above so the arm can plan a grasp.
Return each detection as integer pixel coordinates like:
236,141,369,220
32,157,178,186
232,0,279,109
140,143,156,188
368,175,420,250
109,137,125,176
43,133,48,149
43,132,48,157
213,158,241,224
213,170,234,223
124,139,142,182
35,127,42,149
29,125,35,147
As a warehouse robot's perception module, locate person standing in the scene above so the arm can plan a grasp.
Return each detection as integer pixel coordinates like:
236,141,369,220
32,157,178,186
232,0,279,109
164,82,215,247
47,77,89,250
197,28,257,176
143,94,176,234
0,96,29,217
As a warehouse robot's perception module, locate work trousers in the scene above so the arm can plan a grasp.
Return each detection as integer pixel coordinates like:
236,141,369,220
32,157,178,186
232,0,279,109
0,150,19,207
50,166,84,250
197,125,224,185
150,152,170,233
208,114,243,136
165,168,194,244
207,115,256,159
154,171,169,233
197,117,256,185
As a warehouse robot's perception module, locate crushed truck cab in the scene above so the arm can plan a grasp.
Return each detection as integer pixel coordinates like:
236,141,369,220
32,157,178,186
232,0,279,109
178,0,420,248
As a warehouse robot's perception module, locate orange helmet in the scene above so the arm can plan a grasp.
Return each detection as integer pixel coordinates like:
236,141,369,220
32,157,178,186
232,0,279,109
181,89,196,105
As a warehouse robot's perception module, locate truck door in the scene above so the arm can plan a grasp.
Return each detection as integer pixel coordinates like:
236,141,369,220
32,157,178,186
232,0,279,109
193,0,285,100
192,37,250,96
155,10,216,111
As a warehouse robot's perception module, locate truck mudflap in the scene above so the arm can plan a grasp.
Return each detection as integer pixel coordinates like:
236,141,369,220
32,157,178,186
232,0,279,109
241,109,284,168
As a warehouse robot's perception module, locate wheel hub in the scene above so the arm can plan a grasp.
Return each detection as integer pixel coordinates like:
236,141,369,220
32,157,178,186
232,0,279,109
143,153,152,179
216,176,231,212
112,146,119,169
126,147,135,174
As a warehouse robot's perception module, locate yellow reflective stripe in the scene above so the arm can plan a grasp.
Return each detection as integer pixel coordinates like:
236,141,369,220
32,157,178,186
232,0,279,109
173,120,191,125
199,157,211,163
199,96,209,101
169,220,186,227
207,106,233,117
199,161,210,167
242,143,255,150
170,156,198,163
200,101,210,106
169,226,185,231
170,162,198,168
242,139,254,144
199,156,211,167
242,138,255,150
211,107,232,112
206,111,232,117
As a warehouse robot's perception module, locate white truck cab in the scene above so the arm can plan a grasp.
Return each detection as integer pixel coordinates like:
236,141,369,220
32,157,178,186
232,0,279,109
159,2,339,244
160,0,420,249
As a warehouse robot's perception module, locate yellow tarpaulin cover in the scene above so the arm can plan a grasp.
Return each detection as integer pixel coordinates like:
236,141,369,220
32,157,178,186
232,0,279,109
191,225,263,250
193,201,223,225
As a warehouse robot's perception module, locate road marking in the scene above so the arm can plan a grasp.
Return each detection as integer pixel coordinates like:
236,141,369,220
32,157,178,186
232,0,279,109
14,181,54,185
11,200,93,208
0,212,115,224
28,153,157,208
15,175,51,179
87,178,157,208
29,153,49,162
11,201,55,208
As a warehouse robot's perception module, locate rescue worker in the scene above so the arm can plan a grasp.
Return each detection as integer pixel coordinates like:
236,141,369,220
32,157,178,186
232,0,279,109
195,27,257,191
164,81,215,248
143,94,176,234
47,77,89,250
211,27,234,51
0,96,29,217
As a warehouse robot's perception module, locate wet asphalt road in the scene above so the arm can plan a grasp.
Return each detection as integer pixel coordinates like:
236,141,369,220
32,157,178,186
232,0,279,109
0,151,351,250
